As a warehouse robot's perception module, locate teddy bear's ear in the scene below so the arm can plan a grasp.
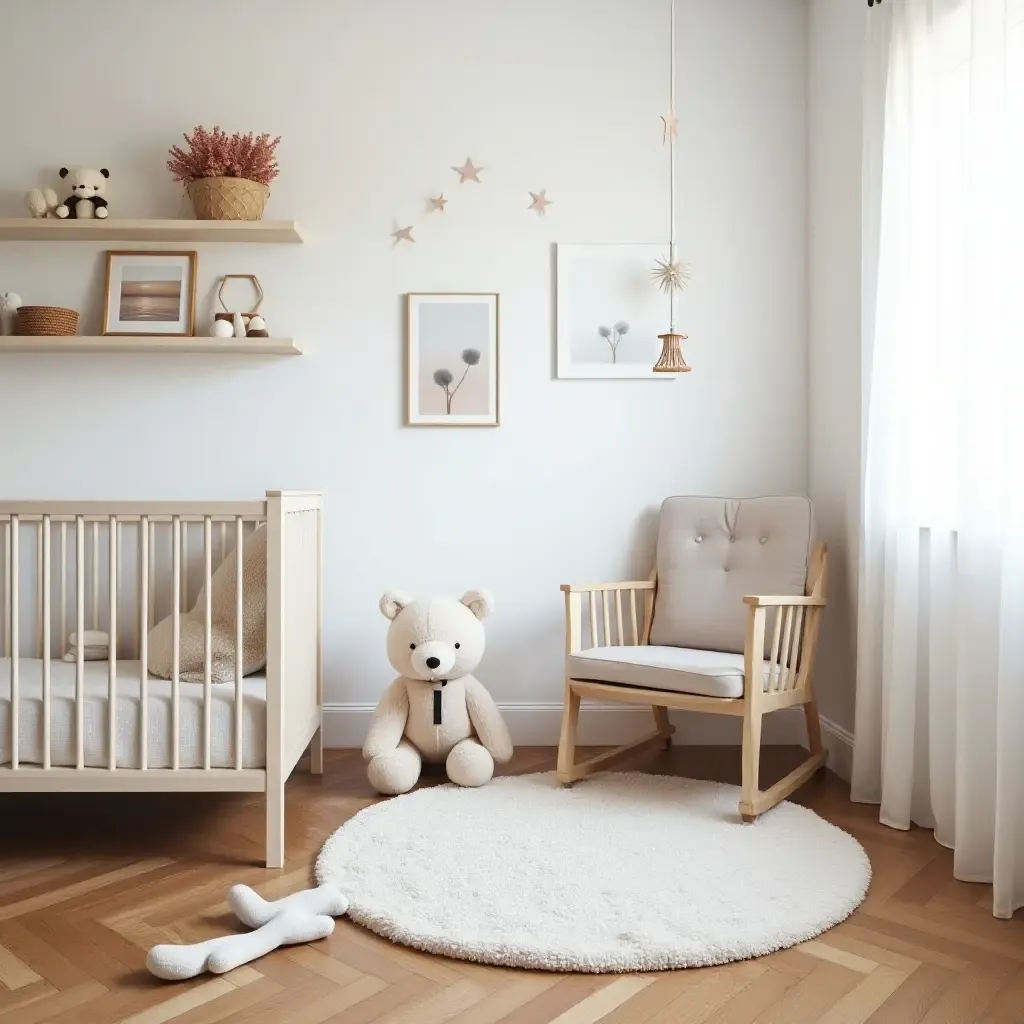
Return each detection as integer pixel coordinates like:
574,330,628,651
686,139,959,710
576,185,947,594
100,168,110,178
461,589,494,620
59,167,69,178
379,591,414,621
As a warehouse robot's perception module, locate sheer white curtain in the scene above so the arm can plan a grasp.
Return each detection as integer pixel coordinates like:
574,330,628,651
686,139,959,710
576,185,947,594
853,0,1024,919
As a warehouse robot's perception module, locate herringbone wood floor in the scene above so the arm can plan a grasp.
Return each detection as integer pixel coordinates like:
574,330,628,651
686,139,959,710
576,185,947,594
1,747,1022,1024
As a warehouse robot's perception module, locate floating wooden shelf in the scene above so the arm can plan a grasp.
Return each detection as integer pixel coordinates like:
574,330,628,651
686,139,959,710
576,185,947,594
0,218,303,244
0,336,301,355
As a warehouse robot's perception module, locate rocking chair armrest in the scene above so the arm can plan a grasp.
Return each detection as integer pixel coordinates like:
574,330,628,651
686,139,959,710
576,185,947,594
560,581,655,593
743,595,827,608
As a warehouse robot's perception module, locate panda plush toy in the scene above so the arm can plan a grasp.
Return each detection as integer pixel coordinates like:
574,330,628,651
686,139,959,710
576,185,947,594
56,166,110,219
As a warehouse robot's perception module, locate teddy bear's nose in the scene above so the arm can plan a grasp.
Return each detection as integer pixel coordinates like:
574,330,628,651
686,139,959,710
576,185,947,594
425,657,441,669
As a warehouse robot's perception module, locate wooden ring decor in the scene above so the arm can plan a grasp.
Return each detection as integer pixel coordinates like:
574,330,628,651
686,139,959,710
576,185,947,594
218,274,264,315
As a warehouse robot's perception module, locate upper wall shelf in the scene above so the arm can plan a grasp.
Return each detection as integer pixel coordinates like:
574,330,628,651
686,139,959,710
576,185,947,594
0,219,303,244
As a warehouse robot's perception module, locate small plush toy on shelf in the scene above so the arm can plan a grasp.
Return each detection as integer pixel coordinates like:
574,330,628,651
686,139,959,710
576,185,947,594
24,187,59,218
0,293,22,335
55,166,110,219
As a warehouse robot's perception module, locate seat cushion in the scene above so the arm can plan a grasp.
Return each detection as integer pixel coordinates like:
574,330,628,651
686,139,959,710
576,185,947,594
566,645,768,700
650,496,812,655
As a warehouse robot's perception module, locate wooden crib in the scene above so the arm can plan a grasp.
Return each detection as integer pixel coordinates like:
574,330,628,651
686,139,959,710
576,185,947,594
0,491,323,868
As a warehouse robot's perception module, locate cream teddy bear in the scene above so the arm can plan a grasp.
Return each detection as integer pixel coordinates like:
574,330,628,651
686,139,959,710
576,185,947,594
363,590,513,794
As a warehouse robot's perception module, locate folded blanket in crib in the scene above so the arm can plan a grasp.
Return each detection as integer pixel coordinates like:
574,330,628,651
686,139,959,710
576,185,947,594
146,526,267,684
62,630,110,662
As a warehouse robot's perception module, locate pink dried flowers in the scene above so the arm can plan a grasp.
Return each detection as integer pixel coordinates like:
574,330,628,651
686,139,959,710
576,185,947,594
167,126,281,186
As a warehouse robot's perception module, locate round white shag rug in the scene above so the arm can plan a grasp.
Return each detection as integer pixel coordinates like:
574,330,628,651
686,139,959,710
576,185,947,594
316,772,870,972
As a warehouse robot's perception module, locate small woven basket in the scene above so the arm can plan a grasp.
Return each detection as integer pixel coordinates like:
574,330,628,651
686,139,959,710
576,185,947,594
17,306,79,336
187,176,269,221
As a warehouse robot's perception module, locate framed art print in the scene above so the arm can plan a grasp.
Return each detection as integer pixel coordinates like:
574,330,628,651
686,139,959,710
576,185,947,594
556,243,674,379
103,250,198,336
406,293,499,426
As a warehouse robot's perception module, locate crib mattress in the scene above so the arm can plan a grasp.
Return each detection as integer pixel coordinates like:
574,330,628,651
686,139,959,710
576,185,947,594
0,658,266,770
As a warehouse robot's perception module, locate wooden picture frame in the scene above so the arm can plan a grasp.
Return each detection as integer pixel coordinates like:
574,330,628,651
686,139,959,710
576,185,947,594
102,250,198,336
405,293,500,427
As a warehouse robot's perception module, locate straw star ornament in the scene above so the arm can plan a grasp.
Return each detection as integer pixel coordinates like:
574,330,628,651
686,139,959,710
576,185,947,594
651,256,691,294
660,109,679,144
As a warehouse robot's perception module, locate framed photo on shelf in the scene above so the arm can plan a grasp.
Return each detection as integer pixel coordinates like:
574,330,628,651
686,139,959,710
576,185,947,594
556,243,674,379
405,293,499,426
102,250,198,336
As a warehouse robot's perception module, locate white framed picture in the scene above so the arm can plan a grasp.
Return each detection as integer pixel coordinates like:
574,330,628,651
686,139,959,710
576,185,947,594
556,243,674,379
103,250,197,336
406,293,499,427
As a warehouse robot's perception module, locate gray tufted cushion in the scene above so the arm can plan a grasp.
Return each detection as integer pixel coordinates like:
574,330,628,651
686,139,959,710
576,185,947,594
649,496,812,655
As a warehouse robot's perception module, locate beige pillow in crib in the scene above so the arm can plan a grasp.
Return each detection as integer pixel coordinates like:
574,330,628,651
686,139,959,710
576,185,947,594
147,525,267,684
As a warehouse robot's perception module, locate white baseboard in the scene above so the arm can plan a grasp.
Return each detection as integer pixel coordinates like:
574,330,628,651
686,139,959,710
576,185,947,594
323,702,854,782
819,716,854,782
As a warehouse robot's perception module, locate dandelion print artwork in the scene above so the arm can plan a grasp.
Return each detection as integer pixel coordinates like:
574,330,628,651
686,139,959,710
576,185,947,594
406,294,499,426
433,349,482,414
597,321,631,363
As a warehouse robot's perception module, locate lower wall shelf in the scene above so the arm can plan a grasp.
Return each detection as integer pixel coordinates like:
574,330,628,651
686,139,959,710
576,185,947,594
0,336,301,355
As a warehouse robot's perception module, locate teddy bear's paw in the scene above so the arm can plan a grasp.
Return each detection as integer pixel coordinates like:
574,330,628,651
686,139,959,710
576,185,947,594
446,739,494,787
368,743,421,795
96,207,109,218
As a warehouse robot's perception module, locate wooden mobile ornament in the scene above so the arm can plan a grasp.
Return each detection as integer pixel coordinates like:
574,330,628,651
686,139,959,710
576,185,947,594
653,332,690,373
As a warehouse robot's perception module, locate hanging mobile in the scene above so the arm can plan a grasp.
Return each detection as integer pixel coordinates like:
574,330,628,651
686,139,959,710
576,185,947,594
652,0,693,373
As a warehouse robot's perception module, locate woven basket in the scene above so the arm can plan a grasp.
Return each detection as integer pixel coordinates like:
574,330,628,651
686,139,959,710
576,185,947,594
17,306,79,336
187,176,269,221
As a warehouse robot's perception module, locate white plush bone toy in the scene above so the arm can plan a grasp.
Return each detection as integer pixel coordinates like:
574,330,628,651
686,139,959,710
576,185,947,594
146,884,349,980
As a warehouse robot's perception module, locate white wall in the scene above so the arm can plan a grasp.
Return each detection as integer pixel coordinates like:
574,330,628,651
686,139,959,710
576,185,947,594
808,0,866,744
0,0,809,743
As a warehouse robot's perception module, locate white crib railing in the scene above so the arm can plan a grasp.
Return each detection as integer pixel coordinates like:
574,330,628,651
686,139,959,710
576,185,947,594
0,504,268,774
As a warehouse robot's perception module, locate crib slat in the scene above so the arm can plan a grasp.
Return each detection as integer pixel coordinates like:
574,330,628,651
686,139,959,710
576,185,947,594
147,522,156,630
60,521,67,659
629,590,638,645
35,523,42,656
42,516,51,769
601,590,611,647
182,522,189,612
119,522,131,659
587,591,598,649
76,516,85,768
4,520,10,657
203,515,212,771
235,516,244,770
172,515,181,770
140,516,149,770
91,520,98,631
108,516,117,771
10,516,19,770
219,520,226,566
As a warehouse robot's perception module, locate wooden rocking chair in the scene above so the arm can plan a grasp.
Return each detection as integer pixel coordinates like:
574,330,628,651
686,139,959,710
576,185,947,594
556,495,827,821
